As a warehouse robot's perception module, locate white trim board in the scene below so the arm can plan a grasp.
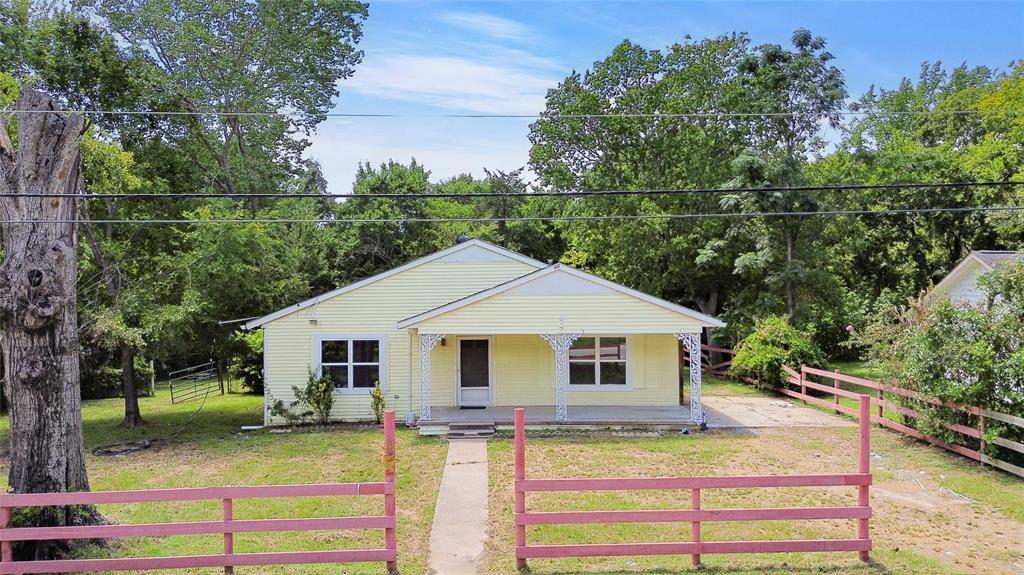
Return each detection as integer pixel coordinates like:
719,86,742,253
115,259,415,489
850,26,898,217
242,239,545,330
397,264,726,329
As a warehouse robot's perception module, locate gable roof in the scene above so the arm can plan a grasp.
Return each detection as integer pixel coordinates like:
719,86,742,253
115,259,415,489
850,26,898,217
397,263,726,329
930,250,1022,299
972,250,1021,268
242,239,545,330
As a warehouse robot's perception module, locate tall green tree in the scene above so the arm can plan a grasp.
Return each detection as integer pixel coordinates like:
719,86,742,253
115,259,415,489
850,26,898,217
529,35,753,319
722,29,846,316
83,0,368,207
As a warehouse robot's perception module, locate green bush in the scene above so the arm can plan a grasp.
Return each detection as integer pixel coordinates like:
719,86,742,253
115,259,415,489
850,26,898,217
854,260,1024,462
229,330,264,394
730,315,827,389
278,370,335,425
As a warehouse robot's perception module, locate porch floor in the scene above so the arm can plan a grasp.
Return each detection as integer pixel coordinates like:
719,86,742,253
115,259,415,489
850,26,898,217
427,405,694,426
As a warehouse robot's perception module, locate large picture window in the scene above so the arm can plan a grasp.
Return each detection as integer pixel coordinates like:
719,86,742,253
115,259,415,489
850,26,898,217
316,336,385,392
568,336,627,387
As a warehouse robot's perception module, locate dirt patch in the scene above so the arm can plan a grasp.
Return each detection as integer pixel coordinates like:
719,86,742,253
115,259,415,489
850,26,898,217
484,426,1024,575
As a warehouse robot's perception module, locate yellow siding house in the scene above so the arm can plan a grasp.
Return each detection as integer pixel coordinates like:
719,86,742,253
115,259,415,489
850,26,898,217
243,239,724,426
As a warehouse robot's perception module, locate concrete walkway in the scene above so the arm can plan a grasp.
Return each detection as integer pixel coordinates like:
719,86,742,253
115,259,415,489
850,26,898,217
704,395,855,428
427,439,489,575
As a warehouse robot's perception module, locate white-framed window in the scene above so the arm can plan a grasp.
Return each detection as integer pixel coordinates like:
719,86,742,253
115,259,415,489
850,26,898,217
314,334,386,394
568,336,628,387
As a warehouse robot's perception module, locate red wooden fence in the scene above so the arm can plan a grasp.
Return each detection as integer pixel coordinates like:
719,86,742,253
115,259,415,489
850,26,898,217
0,411,399,574
513,402,873,569
780,365,1024,478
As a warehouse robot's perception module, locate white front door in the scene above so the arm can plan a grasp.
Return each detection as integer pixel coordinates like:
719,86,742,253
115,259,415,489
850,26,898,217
457,338,492,407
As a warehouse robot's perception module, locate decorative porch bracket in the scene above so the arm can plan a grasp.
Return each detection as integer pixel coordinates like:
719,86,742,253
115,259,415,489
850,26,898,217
676,332,704,425
419,333,444,421
540,333,580,422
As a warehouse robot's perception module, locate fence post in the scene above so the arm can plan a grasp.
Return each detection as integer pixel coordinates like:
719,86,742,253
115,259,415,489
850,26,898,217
1,501,12,570
979,414,986,466
223,496,233,574
384,410,397,573
858,394,871,562
876,386,884,428
833,369,841,414
691,488,701,566
515,408,527,571
800,366,807,402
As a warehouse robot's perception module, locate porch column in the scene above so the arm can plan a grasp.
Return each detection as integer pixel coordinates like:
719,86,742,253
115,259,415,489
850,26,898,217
541,333,579,422
419,333,444,421
676,332,703,425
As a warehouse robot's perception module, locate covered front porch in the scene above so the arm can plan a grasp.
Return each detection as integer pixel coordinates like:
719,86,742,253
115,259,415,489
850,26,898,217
429,404,694,425
396,263,724,426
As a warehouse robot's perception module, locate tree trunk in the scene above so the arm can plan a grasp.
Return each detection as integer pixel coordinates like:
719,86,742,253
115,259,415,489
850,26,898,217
82,221,146,427
0,90,99,554
120,346,145,428
784,226,796,315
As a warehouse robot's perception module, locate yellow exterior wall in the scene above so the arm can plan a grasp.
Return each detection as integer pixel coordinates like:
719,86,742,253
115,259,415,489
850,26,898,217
415,293,703,334
487,334,680,407
262,253,694,423
262,259,536,423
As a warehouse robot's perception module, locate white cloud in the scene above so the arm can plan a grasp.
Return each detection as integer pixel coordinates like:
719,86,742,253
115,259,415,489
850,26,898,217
437,12,534,42
344,54,557,115
308,119,532,193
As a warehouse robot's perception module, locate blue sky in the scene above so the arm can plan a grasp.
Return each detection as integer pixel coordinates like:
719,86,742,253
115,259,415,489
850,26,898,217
309,1,1024,193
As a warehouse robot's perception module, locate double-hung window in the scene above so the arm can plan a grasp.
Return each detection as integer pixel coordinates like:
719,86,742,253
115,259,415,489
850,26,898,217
316,335,385,393
568,336,628,387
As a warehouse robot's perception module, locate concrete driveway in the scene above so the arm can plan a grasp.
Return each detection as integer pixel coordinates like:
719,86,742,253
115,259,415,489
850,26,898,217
704,395,854,428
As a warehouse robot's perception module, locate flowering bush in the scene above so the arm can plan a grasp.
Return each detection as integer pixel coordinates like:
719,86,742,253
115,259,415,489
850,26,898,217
370,381,386,424
269,369,335,425
730,315,827,389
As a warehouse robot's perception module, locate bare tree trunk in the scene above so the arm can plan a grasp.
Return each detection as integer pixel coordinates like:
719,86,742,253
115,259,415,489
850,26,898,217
120,346,144,428
0,90,99,554
82,220,146,427
784,226,796,315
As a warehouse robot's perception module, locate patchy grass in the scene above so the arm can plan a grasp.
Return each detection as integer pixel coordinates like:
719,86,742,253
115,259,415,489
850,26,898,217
702,375,763,397
485,415,1024,574
0,387,446,574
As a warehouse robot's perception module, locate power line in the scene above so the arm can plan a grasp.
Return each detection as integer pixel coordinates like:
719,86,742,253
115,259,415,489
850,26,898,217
4,108,1023,119
1,205,1021,225
8,180,1021,200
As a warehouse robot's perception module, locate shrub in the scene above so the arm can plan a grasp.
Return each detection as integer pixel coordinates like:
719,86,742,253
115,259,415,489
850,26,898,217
730,315,827,389
229,330,264,394
854,260,1024,461
370,381,385,424
270,370,335,425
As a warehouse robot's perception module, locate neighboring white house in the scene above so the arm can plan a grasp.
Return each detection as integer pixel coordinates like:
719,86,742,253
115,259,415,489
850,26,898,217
929,250,1021,306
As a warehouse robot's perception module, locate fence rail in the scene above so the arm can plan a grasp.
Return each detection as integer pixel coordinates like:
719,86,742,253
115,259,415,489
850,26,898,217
513,402,873,569
168,361,222,404
0,412,399,574
778,365,1024,479
681,344,736,377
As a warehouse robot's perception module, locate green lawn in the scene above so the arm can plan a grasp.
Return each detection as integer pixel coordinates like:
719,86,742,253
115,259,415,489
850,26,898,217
0,386,447,574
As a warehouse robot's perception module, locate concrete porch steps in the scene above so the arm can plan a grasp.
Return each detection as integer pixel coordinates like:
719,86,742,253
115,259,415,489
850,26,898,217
446,421,496,439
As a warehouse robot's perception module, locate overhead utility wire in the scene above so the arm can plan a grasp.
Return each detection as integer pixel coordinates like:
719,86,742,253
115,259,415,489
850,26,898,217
4,109,1023,119
2,205,1021,225
6,180,1020,200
